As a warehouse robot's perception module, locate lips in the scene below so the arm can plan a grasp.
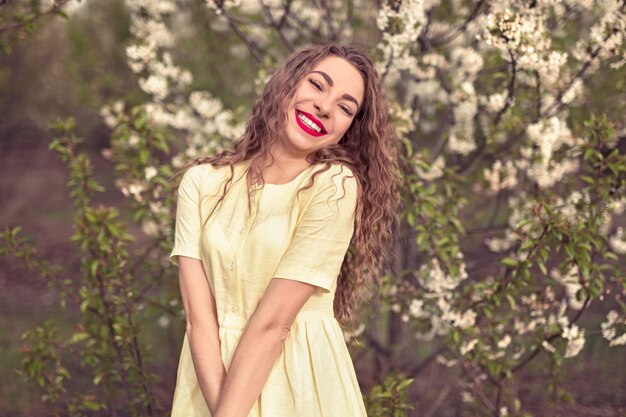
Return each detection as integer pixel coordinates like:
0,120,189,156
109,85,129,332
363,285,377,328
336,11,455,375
295,109,327,137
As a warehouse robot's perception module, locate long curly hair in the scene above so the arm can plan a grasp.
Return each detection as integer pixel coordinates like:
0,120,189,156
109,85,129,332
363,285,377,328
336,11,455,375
173,43,402,325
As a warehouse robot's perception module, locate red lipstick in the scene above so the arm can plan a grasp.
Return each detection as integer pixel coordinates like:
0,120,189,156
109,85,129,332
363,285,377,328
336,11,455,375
295,109,327,137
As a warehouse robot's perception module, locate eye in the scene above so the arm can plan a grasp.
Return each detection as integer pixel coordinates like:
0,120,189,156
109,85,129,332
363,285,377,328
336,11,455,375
309,79,323,91
340,105,354,116
309,78,354,116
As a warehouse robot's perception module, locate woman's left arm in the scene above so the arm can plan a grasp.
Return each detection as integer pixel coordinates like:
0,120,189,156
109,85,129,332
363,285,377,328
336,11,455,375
213,278,316,417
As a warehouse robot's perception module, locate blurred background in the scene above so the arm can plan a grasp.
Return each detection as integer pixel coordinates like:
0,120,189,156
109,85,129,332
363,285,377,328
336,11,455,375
1,1,626,416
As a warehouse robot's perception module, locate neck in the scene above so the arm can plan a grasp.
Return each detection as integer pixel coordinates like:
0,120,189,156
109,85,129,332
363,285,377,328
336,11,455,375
248,146,312,186
260,144,312,172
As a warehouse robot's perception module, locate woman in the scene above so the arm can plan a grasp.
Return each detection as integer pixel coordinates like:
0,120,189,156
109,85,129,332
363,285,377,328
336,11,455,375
169,43,401,417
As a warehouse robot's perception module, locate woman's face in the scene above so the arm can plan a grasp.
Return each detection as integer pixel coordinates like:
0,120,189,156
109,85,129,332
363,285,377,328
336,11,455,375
281,55,365,157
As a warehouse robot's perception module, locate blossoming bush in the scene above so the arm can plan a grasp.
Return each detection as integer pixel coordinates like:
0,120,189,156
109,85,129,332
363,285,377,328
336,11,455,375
2,0,625,416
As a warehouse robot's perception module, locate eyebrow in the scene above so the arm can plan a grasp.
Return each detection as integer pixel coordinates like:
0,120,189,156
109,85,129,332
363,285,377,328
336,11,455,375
310,70,360,109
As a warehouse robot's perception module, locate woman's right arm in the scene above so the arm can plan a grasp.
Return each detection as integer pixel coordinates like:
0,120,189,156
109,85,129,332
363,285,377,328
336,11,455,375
177,255,226,415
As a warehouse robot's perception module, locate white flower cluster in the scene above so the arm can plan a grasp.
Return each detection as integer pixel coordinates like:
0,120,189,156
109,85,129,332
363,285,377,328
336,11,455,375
460,338,478,355
99,100,125,129
205,0,242,15
126,43,157,74
435,353,457,367
408,298,427,319
414,154,445,181
412,256,476,341
417,257,467,295
554,190,588,225
481,6,566,88
599,197,626,236
484,193,535,252
483,159,518,193
572,0,626,70
544,300,586,358
405,52,448,110
375,0,427,76
445,48,483,156
99,0,252,227
514,294,549,335
389,101,417,139
524,116,581,189
601,310,626,347
125,0,192,102
608,227,626,255
342,323,366,344
550,265,586,311
208,0,352,41
478,90,508,114
561,323,585,358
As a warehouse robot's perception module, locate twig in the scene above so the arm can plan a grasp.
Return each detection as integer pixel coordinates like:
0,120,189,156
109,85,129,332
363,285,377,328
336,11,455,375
428,0,488,47
0,0,71,34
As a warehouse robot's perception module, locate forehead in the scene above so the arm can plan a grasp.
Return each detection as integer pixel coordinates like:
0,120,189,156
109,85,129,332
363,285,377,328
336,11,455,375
308,56,364,102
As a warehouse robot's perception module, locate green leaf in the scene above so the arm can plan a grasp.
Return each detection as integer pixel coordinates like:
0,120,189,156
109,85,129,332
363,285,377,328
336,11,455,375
83,400,102,410
139,148,149,164
580,175,595,184
506,294,516,310
93,373,103,386
70,332,89,344
90,260,99,277
502,257,518,267
397,378,414,390
537,259,547,275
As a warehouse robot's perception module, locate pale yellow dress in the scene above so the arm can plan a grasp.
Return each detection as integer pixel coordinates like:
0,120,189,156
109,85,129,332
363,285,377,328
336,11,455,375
168,159,368,417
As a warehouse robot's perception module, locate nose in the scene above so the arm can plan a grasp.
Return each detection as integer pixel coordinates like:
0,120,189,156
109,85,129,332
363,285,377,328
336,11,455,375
313,98,330,118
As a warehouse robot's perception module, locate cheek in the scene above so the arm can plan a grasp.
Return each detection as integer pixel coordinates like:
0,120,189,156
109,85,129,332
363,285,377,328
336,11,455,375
335,118,353,136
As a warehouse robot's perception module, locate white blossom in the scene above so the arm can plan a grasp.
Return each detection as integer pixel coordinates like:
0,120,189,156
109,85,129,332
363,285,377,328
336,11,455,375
601,310,626,346
483,159,518,193
409,299,427,319
497,334,511,349
542,340,556,353
480,91,508,113
436,354,458,367
415,155,445,181
141,219,159,237
158,314,171,328
550,266,585,310
461,390,474,403
609,227,626,254
139,75,169,101
144,166,158,181
343,323,366,343
561,323,586,358
460,338,478,355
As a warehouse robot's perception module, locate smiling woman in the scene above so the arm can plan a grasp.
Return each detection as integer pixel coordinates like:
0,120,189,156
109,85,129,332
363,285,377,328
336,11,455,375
168,43,401,417
285,57,364,148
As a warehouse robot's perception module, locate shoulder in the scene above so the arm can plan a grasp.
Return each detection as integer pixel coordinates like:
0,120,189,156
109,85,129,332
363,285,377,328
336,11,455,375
177,163,228,198
311,163,359,202
179,162,226,188
181,162,218,181
315,163,357,188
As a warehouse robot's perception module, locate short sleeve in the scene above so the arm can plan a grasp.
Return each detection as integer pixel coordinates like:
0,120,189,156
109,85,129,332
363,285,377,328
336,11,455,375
273,165,358,293
169,165,204,267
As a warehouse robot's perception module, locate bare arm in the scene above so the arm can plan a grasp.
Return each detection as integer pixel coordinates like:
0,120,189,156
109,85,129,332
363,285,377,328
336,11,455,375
213,278,317,417
178,255,227,415
213,164,357,417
